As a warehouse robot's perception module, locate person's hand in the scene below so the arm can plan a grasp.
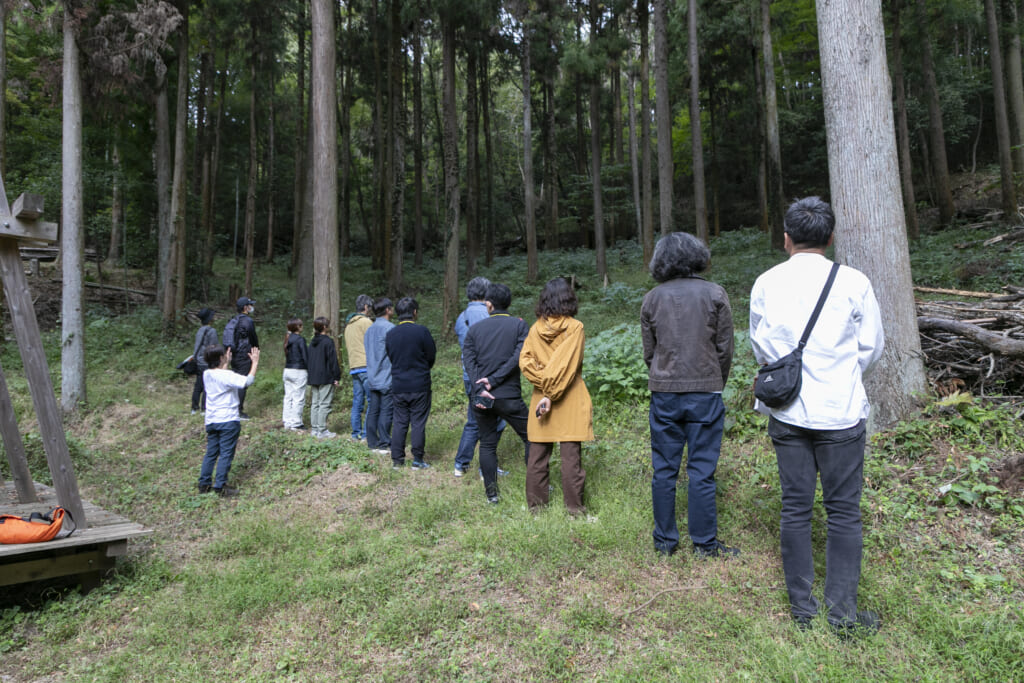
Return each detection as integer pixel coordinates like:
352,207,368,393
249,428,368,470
249,348,260,364
475,377,492,391
536,397,552,417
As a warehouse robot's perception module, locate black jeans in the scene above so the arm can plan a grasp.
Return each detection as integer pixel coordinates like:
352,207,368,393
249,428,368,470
390,391,431,464
191,372,206,411
769,417,867,625
473,397,530,498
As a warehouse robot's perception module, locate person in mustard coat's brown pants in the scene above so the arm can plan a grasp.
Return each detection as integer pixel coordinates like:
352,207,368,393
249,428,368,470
520,277,594,514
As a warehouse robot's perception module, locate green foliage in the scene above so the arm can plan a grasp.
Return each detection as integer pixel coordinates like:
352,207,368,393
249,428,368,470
584,323,648,406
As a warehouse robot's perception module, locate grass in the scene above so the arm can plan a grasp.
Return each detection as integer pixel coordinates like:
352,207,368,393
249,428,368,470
1,225,1022,681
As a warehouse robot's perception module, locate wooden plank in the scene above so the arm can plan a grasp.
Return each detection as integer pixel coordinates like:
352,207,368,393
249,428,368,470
0,548,116,587
0,216,57,243
0,237,86,525
0,525,151,559
0,360,38,503
12,193,44,220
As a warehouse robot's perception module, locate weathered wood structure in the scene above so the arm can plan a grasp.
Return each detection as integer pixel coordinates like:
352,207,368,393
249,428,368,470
0,175,150,586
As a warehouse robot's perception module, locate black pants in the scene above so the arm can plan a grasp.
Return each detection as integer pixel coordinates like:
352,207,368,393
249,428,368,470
474,397,530,498
191,372,206,411
231,359,252,413
391,391,431,464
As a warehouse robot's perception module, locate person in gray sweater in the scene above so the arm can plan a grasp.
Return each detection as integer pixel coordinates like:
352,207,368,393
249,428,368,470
192,308,219,414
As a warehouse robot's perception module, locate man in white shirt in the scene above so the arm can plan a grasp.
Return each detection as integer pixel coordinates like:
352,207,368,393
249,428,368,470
749,196,885,637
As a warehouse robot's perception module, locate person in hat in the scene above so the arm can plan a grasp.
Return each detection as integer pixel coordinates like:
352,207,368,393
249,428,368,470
191,308,219,414
231,297,260,419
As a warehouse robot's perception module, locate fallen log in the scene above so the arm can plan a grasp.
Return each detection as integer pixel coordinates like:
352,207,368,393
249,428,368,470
918,317,1024,358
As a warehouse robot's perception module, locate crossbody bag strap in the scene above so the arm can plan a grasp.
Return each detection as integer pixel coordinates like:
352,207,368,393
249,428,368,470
796,262,841,351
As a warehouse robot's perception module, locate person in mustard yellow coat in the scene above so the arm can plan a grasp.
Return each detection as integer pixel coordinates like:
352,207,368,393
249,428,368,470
519,277,594,514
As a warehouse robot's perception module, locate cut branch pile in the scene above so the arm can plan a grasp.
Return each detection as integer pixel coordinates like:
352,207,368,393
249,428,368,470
916,285,1024,397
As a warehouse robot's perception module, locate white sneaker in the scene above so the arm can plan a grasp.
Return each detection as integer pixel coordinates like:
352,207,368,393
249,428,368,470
372,448,390,455
454,466,466,477
320,430,338,439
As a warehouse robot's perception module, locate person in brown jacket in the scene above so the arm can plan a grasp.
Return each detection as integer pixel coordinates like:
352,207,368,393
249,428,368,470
520,277,594,514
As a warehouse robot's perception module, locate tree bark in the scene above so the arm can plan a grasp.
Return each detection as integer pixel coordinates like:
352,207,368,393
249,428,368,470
916,0,957,225
817,0,928,430
441,18,460,333
61,9,85,413
413,26,425,266
482,51,496,266
1004,0,1024,174
627,65,642,246
523,31,539,283
984,0,1018,217
311,0,339,321
890,0,919,240
265,81,276,263
688,0,707,242
386,0,404,294
291,2,306,275
639,0,654,263
243,54,257,297
170,11,188,314
761,0,785,250
590,77,607,278
653,0,673,235
0,3,6,176
465,46,480,278
155,78,171,310
107,140,122,264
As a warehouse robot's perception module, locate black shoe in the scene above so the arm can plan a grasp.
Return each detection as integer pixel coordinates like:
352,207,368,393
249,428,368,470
656,545,677,557
197,484,212,494
239,413,251,421
830,610,879,640
214,486,238,498
793,615,815,631
411,460,432,470
692,540,741,559
392,460,405,469
487,495,499,504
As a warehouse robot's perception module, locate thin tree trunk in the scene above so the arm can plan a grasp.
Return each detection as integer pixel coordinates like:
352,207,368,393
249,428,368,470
482,51,495,266
984,0,1018,217
107,140,122,264
751,18,768,235
205,63,225,276
1004,0,1024,174
265,81,276,262
627,65,642,245
0,3,7,176
244,54,258,297
371,0,385,270
155,79,171,308
61,11,85,412
339,7,352,260
688,0,707,242
386,0,404,294
523,30,538,282
413,26,425,266
291,2,306,274
170,10,188,314
762,0,785,249
653,0,673,235
591,78,607,278
817,0,927,429
311,0,339,320
639,0,654,263
441,19,461,332
465,46,479,278
891,0,919,240
544,76,559,251
916,0,957,225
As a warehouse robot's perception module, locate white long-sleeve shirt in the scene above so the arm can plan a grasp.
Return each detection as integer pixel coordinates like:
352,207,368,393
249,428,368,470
203,368,255,425
749,252,884,430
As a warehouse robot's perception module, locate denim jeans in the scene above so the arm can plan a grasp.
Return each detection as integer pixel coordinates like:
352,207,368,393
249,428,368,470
455,379,505,470
199,421,242,489
350,372,368,439
770,417,866,625
366,389,393,449
649,392,726,553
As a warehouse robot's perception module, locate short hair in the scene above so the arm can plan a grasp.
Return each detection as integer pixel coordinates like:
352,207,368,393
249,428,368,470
372,297,392,317
355,294,373,312
198,307,215,325
536,277,578,318
395,297,418,320
784,196,835,248
204,344,227,368
286,318,303,333
649,232,711,282
485,283,512,311
466,277,491,301
313,316,330,334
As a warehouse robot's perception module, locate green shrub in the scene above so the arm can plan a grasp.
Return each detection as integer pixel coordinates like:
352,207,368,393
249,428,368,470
584,323,648,406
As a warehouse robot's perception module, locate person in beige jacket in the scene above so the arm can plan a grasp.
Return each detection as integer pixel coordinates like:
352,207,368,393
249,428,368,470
343,294,374,440
520,277,594,514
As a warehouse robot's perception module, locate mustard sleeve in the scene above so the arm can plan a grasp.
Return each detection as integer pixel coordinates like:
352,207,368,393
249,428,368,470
521,323,585,402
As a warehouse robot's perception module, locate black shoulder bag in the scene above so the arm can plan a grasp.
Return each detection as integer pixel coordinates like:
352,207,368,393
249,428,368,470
754,262,841,409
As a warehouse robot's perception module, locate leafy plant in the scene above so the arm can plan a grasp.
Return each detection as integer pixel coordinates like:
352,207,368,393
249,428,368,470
583,323,648,405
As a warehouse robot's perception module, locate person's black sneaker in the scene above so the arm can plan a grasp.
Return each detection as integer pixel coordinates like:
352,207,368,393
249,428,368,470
656,545,677,557
692,540,741,559
830,610,879,640
411,460,431,470
392,461,405,470
197,484,212,494
238,413,251,421
214,486,238,498
793,615,815,631
487,495,499,504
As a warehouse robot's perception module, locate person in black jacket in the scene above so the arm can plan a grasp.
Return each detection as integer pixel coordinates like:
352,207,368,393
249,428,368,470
462,283,531,504
231,297,260,419
282,318,308,430
307,317,342,439
385,297,436,468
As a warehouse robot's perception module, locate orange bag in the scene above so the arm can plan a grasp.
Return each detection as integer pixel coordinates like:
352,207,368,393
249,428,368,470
0,507,76,544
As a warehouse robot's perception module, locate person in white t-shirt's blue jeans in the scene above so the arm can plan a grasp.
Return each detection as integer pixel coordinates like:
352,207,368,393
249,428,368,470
198,345,260,497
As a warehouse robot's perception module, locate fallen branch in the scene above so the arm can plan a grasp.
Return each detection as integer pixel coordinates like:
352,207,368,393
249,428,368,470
918,317,1024,358
914,286,997,299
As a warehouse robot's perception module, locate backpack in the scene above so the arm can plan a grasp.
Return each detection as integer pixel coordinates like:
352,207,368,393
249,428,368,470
222,315,240,351
0,507,77,544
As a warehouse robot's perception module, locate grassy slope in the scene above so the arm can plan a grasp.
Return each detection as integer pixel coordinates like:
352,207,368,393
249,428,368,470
1,227,1022,682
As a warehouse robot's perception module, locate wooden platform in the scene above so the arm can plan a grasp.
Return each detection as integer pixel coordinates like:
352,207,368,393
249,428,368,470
0,482,151,588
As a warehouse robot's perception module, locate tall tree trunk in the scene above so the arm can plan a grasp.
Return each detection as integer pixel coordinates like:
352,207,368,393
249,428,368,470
639,0,654,263
371,0,385,270
413,26,425,266
465,46,480,278
817,0,927,429
265,81,276,262
916,0,956,225
1004,0,1024,174
653,0,673,235
296,118,315,301
291,3,306,273
482,51,496,266
0,3,7,176
523,30,538,282
196,49,213,284
761,0,785,249
155,79,172,309
891,0,919,240
205,63,226,276
627,64,642,244
688,0,707,242
170,12,188,314
543,76,559,251
590,78,607,278
61,11,85,413
611,55,625,242
441,18,461,332
311,0,339,321
107,140,122,264
244,55,257,297
339,7,352,261
752,23,768,235
985,0,1018,217
386,0,404,294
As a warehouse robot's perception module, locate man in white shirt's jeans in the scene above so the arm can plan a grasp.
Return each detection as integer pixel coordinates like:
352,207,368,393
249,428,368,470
750,197,885,637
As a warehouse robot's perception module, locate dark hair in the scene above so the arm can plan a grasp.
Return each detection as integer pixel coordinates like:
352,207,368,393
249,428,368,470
198,307,215,325
372,297,392,318
784,196,835,248
649,232,711,282
485,283,512,311
313,316,330,335
355,294,373,313
535,278,578,319
466,276,491,302
395,297,418,321
204,344,227,368
284,318,303,352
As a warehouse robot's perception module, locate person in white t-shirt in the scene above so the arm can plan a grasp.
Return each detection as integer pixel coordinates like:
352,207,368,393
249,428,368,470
197,344,260,497
749,196,884,637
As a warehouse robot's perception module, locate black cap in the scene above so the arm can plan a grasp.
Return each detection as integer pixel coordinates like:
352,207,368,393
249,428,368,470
236,297,256,308
198,307,215,324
